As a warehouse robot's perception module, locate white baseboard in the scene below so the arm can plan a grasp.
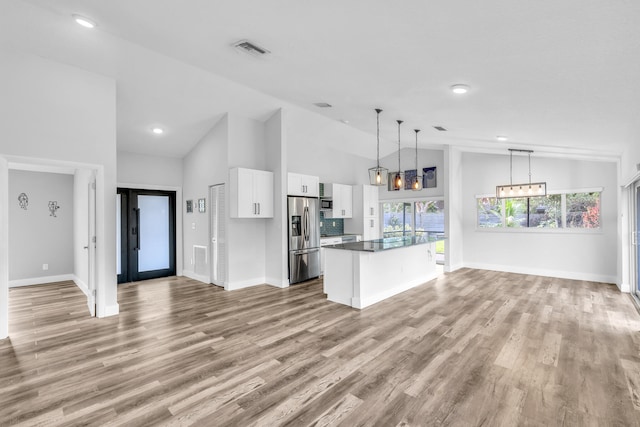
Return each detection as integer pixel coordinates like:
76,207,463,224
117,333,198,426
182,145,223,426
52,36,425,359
73,276,89,296
352,272,439,309
9,274,74,288
225,277,266,291
619,282,631,293
265,277,289,288
463,262,617,284
182,270,210,284
444,263,464,273
98,303,119,318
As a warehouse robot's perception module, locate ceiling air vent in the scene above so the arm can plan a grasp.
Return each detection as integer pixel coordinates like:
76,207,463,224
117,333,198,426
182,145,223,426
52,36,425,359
313,102,332,108
232,39,270,57
433,126,447,132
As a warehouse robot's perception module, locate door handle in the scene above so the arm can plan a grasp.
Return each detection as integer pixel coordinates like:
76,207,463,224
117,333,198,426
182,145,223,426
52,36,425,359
257,203,260,215
133,208,141,251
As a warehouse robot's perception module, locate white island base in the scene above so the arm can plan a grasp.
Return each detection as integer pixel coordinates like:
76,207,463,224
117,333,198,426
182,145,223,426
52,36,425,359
323,241,438,309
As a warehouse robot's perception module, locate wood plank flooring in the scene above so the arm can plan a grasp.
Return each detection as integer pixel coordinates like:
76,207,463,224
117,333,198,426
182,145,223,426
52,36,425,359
2,269,640,426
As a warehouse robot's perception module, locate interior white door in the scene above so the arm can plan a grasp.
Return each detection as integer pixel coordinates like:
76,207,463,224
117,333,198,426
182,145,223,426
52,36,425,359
210,184,226,287
635,182,640,298
87,178,96,317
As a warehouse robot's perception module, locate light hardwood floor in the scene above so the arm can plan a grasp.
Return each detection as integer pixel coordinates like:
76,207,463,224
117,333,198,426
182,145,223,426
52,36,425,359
2,269,640,426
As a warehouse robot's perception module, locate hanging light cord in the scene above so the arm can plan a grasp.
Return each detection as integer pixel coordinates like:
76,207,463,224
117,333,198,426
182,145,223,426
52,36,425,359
510,150,513,186
528,152,532,184
397,120,403,173
376,108,382,169
414,129,420,172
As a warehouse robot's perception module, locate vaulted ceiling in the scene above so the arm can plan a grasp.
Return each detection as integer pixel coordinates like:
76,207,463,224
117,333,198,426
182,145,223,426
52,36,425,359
4,1,640,160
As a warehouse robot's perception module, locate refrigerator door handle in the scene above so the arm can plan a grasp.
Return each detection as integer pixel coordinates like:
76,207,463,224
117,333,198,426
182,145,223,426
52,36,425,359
304,206,310,241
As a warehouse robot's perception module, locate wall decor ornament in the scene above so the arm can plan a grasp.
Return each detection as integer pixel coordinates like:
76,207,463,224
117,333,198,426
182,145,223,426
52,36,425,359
18,193,28,210
422,167,437,188
48,201,60,217
404,169,418,190
186,200,193,213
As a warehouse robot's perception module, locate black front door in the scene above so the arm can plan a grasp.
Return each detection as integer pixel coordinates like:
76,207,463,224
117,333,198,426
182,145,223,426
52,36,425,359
117,188,176,283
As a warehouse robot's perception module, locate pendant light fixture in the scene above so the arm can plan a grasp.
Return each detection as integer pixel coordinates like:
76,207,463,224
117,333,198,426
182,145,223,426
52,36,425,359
393,120,404,190
496,149,547,198
368,108,388,186
411,129,422,191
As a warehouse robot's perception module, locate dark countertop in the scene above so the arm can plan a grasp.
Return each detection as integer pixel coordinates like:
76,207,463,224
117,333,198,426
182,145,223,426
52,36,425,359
324,233,445,252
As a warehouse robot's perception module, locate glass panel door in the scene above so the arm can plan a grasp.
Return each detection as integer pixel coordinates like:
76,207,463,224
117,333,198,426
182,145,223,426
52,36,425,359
382,202,413,237
117,188,176,283
137,195,170,272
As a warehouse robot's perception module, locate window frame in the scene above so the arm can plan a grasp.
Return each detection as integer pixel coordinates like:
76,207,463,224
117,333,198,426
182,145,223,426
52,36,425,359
475,187,603,234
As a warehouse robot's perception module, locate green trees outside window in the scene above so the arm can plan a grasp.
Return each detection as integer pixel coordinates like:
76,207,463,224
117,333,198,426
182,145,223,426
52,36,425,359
477,192,600,229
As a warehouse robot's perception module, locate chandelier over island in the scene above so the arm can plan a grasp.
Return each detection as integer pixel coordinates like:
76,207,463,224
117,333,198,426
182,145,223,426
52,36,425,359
496,148,547,199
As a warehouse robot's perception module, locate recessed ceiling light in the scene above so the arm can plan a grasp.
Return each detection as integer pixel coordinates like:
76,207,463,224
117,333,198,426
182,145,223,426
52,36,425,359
340,119,349,124
496,135,508,141
151,127,164,135
450,84,470,94
73,14,96,29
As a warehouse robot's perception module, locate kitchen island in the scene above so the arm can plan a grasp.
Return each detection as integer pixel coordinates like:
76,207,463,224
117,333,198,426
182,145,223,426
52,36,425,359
323,233,444,309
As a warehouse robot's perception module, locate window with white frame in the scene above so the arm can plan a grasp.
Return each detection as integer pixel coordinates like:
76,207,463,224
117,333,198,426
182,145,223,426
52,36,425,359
476,191,601,229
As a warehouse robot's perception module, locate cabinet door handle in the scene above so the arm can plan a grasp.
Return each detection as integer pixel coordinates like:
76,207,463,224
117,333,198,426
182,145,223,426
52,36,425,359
370,207,374,216
253,203,257,214
370,219,374,228
257,203,260,215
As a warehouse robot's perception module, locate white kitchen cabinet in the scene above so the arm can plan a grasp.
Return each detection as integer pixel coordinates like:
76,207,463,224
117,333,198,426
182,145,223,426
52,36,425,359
230,167,274,218
320,236,343,276
287,172,319,197
344,184,380,240
323,183,352,219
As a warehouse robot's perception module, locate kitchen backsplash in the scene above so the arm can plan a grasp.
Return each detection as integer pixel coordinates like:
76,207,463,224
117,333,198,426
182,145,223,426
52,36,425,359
320,211,344,236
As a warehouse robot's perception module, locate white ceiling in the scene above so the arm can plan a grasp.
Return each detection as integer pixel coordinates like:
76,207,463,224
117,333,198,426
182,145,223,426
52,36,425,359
4,0,640,160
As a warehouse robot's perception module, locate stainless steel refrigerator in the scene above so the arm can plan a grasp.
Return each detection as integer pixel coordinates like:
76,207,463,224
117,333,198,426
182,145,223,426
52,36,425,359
288,196,320,284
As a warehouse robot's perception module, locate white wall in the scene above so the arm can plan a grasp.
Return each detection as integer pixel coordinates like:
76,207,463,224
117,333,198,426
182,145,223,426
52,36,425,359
264,109,288,287
622,143,640,185
286,108,373,185
445,147,464,271
0,158,8,338
226,115,268,288
9,170,74,284
0,51,118,322
378,148,445,200
461,152,618,283
182,115,229,283
117,151,183,187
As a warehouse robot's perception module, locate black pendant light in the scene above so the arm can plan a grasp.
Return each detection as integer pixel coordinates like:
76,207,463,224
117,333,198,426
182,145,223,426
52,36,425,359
393,120,404,191
411,129,422,191
368,108,388,186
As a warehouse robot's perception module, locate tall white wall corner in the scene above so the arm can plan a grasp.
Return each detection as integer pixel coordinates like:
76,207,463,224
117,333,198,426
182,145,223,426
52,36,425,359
0,157,9,339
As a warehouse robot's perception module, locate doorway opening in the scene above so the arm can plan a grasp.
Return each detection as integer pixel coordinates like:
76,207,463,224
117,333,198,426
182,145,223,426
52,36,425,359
209,184,226,287
381,199,446,266
117,188,176,283
632,181,640,307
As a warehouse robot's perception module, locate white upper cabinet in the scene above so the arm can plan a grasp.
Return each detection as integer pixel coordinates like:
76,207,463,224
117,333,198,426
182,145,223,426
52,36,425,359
364,184,378,218
344,184,380,240
287,172,319,197
230,167,274,218
323,183,353,219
